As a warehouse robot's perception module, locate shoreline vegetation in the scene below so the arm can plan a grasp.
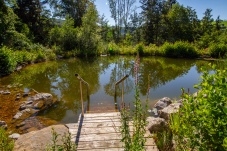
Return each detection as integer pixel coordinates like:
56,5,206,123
1,41,227,77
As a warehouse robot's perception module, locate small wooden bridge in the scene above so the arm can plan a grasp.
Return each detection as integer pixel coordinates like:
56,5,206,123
66,74,158,150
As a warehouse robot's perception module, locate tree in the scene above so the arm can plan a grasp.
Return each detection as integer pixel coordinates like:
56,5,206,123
167,3,193,42
98,14,111,42
14,0,52,43
108,0,136,42
78,2,100,56
201,8,213,35
140,0,164,45
49,0,89,27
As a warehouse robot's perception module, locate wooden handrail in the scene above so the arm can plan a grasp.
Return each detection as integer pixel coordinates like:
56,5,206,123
114,75,129,110
75,73,90,116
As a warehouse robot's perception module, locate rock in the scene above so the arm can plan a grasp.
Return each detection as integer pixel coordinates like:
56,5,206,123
154,97,172,110
0,121,7,129
147,117,167,133
15,96,21,101
13,109,38,120
14,125,68,151
33,101,44,109
14,93,55,121
16,122,26,128
159,103,182,121
19,104,26,111
23,93,29,97
9,133,20,140
3,91,11,95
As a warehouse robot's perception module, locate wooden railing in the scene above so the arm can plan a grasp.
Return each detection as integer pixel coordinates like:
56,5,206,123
75,73,90,116
114,75,129,110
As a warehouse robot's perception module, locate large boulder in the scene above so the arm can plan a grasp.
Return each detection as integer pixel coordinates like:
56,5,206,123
159,103,182,121
147,117,168,133
154,97,172,110
14,125,68,151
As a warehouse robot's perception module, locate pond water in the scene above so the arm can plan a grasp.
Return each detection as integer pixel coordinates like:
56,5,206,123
0,56,216,124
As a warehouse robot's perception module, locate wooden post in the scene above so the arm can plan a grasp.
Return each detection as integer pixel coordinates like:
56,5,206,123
121,81,124,104
80,81,84,116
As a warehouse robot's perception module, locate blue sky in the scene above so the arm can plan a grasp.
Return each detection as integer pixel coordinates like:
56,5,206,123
94,0,227,25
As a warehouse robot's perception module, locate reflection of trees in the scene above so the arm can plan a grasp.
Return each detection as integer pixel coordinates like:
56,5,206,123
5,58,103,122
138,57,196,95
104,57,134,97
195,60,224,73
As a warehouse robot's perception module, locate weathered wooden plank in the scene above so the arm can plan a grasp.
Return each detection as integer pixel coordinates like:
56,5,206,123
79,126,121,134
77,148,124,151
80,116,121,122
77,137,156,150
78,131,151,142
77,121,133,128
83,112,120,118
77,145,158,151
81,119,121,123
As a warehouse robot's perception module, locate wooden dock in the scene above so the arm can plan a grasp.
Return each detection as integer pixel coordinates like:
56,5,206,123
66,112,158,151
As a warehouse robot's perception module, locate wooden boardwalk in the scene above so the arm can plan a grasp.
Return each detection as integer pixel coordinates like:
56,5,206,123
66,112,158,151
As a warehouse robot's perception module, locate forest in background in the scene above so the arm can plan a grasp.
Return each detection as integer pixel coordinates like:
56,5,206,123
1,0,227,76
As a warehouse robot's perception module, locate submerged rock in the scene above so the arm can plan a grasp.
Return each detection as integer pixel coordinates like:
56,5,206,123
14,125,68,151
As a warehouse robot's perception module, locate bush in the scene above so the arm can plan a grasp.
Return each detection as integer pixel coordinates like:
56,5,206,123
170,64,227,150
209,43,227,58
144,44,161,56
0,47,17,76
135,43,144,55
108,41,120,55
161,41,198,58
4,30,31,50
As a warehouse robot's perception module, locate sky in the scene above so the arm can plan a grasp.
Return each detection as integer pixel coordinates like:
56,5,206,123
94,0,227,25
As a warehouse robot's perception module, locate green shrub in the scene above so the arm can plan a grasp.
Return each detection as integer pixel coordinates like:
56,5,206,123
0,128,14,151
161,41,198,58
0,47,17,76
171,64,227,150
108,41,119,55
4,30,31,50
135,43,144,55
46,128,76,151
209,43,227,58
144,44,161,56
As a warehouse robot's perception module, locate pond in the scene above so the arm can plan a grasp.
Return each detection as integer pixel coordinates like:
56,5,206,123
0,56,216,124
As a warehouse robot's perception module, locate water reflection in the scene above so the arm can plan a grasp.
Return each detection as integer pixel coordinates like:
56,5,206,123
0,56,217,123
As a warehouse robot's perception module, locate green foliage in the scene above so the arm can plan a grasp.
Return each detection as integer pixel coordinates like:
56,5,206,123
209,43,227,58
153,129,173,151
0,128,14,151
161,41,198,58
120,56,148,151
4,30,31,50
135,43,144,55
0,47,17,76
108,41,120,55
170,64,227,150
46,128,76,151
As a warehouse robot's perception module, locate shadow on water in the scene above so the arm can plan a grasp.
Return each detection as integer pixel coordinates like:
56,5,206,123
0,56,220,124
